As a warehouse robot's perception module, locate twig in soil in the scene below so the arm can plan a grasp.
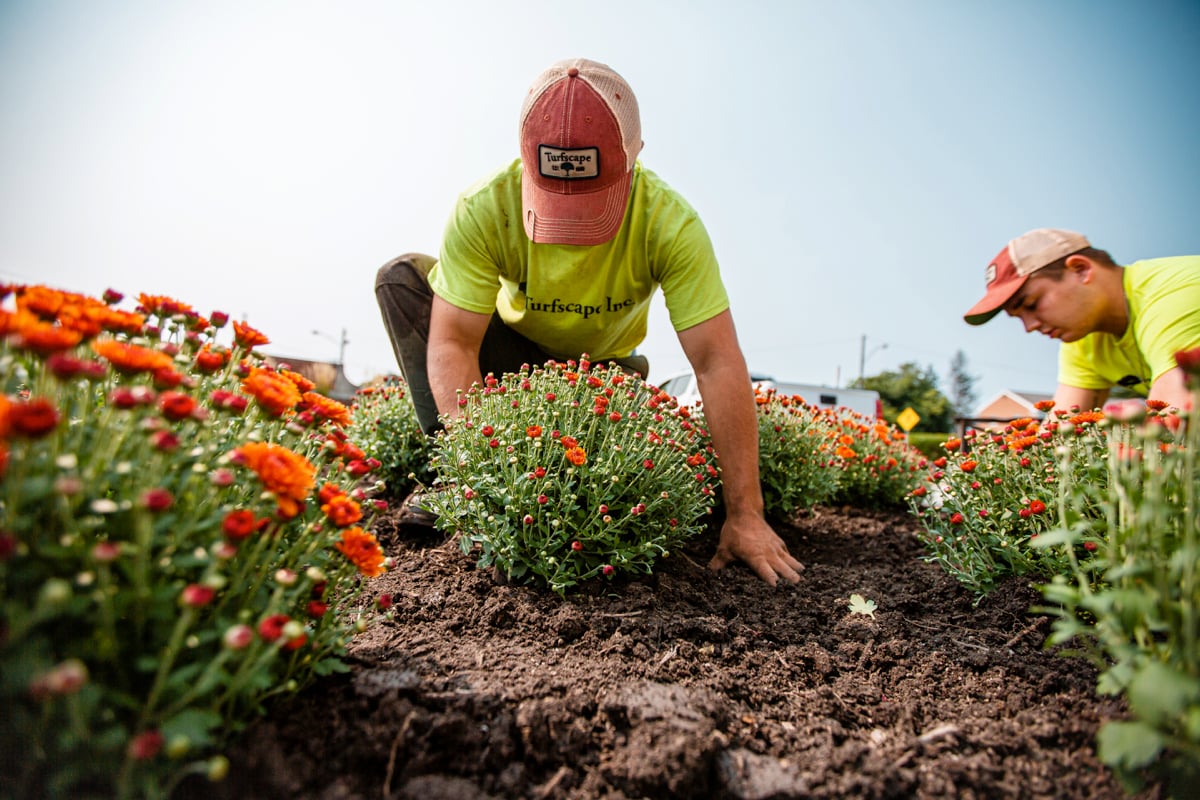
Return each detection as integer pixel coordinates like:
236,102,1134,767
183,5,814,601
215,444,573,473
905,618,994,653
1003,616,1048,649
382,710,416,800
597,610,645,619
917,723,961,745
656,643,679,668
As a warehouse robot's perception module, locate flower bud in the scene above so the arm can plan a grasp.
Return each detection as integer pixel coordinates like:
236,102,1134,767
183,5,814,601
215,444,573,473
181,584,216,608
223,624,255,650
166,735,191,759
208,755,231,782
39,578,72,607
127,730,165,761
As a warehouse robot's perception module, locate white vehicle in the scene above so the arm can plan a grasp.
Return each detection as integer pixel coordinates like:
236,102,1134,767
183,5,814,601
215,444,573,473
656,370,883,419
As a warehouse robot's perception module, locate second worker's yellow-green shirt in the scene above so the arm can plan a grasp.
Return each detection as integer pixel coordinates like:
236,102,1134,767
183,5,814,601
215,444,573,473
1058,256,1200,395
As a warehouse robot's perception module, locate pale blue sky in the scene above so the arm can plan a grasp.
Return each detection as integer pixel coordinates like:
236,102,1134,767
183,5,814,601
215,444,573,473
2,0,1198,412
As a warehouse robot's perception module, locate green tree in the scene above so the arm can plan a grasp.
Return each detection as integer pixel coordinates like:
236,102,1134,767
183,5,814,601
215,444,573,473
947,350,978,419
853,362,953,432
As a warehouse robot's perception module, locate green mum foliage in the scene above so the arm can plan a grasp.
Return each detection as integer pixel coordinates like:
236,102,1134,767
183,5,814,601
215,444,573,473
348,378,435,500
750,389,841,520
422,358,718,595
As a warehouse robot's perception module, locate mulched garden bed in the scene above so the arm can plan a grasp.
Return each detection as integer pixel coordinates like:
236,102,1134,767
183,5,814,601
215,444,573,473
181,502,1162,799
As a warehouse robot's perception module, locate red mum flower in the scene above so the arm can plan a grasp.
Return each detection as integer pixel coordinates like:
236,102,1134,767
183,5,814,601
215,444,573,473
127,730,165,761
8,398,61,438
221,509,259,541
1174,346,1200,377
257,614,290,642
194,345,228,374
181,584,215,608
158,391,197,421
140,488,174,512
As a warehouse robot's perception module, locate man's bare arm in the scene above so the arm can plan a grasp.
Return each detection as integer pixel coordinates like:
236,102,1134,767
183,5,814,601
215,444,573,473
1053,384,1108,413
1148,367,1194,412
675,311,803,585
428,295,491,421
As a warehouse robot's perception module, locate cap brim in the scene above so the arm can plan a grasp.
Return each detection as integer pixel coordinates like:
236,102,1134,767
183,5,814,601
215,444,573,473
963,277,1025,325
522,169,632,246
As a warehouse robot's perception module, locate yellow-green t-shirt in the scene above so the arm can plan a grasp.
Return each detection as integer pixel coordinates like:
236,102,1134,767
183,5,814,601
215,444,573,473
428,160,729,362
1058,256,1200,395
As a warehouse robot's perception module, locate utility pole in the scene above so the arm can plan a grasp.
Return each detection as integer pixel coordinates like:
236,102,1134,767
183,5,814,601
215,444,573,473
859,335,887,384
312,328,349,367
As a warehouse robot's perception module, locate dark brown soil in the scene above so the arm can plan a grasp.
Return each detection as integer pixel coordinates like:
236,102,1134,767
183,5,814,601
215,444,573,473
189,503,1163,800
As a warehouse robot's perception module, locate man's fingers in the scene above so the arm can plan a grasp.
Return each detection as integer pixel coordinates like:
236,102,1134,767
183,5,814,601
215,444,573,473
707,548,734,572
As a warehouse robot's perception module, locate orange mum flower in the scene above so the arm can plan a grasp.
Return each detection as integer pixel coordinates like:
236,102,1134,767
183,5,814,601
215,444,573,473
301,391,352,427
137,293,196,318
564,446,587,466
526,425,543,438
14,285,69,319
98,308,146,336
836,445,858,459
322,494,363,528
14,322,83,355
1145,399,1170,412
1007,435,1039,451
1034,399,1055,412
281,369,316,393
1009,417,1034,430
241,366,302,416
0,307,40,336
233,320,270,349
1068,411,1104,426
92,338,174,375
336,527,386,577
235,441,316,519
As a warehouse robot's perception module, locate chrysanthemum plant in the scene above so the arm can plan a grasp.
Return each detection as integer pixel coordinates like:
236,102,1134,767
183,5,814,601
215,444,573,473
0,285,391,800
748,388,840,520
1033,350,1200,793
421,357,718,595
348,377,435,500
906,403,1109,596
824,407,924,508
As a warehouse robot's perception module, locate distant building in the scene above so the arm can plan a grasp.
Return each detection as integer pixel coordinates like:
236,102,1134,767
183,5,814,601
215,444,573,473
960,389,1054,435
261,354,360,404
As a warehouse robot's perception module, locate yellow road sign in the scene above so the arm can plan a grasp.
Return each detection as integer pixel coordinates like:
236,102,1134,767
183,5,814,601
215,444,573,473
896,406,920,432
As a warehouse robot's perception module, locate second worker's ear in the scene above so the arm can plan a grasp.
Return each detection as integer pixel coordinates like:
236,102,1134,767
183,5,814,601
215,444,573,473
1064,253,1094,282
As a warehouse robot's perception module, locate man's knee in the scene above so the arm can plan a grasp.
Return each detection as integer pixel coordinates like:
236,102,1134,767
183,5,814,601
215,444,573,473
375,253,438,292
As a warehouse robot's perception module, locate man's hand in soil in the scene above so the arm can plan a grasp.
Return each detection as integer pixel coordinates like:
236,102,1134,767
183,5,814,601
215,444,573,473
708,512,804,586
